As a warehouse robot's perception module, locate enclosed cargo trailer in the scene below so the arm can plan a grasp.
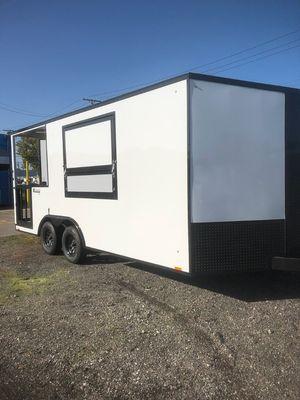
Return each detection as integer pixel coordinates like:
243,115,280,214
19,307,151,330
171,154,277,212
10,73,300,274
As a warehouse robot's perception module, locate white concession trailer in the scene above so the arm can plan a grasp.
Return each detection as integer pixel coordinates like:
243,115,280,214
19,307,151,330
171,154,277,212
11,73,300,274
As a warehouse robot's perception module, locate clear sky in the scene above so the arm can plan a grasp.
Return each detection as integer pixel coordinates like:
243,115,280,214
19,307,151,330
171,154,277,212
0,0,300,131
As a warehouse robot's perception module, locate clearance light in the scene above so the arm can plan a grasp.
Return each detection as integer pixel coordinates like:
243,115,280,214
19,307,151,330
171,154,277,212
174,266,182,271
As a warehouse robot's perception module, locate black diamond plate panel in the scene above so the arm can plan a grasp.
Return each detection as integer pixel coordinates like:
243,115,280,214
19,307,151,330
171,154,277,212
191,220,285,273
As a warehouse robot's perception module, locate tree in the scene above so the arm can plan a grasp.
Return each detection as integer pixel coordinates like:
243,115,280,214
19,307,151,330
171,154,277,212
16,136,40,172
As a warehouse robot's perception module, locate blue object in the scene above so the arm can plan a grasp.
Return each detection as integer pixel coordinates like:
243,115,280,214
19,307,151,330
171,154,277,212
0,134,9,153
0,134,12,206
0,170,12,205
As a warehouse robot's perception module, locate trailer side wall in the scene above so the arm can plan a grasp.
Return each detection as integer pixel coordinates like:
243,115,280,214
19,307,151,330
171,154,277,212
189,79,286,272
15,80,190,272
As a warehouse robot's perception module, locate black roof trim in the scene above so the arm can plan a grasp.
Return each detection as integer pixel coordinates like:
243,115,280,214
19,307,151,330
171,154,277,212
13,72,300,134
189,73,300,93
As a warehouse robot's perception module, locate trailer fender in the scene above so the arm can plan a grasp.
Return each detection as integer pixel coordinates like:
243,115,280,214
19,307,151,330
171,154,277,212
38,215,86,248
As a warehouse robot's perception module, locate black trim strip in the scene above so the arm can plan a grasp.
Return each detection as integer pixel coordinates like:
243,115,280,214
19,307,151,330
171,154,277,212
65,191,116,199
12,72,300,135
66,165,112,176
63,113,113,131
285,91,300,257
188,73,299,93
187,78,192,274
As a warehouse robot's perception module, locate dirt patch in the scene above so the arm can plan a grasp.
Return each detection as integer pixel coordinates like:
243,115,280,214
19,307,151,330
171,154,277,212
0,268,68,305
0,234,299,399
0,209,19,238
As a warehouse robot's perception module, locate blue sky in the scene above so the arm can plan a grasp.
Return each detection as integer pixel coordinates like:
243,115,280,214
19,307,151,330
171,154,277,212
0,0,300,131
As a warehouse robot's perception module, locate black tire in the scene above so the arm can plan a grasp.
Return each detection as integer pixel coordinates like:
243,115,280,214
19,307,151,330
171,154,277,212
41,221,58,255
62,226,84,264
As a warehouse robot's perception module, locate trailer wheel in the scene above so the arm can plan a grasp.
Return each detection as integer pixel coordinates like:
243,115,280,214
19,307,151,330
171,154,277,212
62,226,83,264
40,221,59,255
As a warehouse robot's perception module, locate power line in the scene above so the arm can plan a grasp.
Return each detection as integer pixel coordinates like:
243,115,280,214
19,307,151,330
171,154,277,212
0,98,84,119
202,37,300,74
45,99,84,117
87,27,300,98
0,104,46,117
284,77,300,85
204,44,300,75
187,28,300,73
0,100,43,114
1,26,299,124
0,101,48,117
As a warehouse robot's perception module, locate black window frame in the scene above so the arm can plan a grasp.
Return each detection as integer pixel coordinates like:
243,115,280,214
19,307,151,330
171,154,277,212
62,112,118,200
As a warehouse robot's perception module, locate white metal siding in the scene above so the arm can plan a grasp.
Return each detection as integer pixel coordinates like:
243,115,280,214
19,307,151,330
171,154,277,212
20,80,189,271
190,79,285,223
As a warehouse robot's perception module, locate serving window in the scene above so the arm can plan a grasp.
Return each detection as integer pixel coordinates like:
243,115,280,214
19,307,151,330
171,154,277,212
62,113,117,199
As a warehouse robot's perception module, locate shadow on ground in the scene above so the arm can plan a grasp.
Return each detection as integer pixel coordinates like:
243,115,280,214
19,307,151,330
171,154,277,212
83,251,300,303
82,253,128,265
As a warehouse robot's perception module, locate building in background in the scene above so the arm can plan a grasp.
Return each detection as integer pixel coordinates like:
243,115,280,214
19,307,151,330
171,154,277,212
0,133,13,207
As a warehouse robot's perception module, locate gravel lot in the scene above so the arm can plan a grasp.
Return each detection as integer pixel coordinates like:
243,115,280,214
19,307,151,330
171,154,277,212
0,234,299,400
0,209,19,237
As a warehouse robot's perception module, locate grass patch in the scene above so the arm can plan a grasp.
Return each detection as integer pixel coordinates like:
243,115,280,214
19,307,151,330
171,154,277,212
0,269,68,305
0,234,39,246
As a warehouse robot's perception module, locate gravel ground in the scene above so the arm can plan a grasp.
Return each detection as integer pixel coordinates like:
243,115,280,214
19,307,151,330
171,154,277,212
0,209,19,238
0,234,299,400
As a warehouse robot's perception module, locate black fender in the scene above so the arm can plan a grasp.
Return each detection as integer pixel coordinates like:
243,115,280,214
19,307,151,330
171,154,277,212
38,215,86,248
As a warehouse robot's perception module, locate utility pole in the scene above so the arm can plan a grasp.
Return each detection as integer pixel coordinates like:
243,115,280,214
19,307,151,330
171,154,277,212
82,98,102,106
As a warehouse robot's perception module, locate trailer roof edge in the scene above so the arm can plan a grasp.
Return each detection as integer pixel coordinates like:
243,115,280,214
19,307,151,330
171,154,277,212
12,72,300,134
189,73,300,93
